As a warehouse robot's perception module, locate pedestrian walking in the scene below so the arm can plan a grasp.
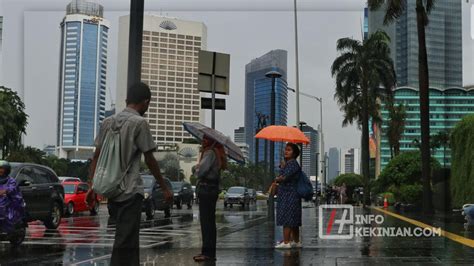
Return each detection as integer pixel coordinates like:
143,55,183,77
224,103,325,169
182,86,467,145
86,82,172,266
193,136,227,262
340,183,347,204
275,143,303,249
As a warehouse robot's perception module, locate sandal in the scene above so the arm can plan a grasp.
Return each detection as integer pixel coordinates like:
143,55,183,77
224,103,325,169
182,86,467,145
193,254,215,262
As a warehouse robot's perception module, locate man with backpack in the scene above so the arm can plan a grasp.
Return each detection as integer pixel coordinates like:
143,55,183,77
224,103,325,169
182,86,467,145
86,82,172,266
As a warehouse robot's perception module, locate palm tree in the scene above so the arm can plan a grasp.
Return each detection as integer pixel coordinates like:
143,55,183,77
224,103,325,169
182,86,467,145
331,30,396,206
368,0,435,214
387,102,407,158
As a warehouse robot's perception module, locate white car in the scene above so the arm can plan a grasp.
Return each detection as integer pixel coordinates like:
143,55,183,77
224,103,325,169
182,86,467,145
58,176,81,183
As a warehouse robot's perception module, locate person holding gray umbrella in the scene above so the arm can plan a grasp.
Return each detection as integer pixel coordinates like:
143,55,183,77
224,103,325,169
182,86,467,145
193,136,227,262
183,122,243,262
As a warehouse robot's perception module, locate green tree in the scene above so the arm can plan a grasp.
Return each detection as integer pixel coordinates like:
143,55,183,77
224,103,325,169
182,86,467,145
369,0,436,214
334,173,363,203
374,151,441,197
43,155,69,176
450,115,474,208
331,30,396,206
386,103,406,158
0,87,28,159
7,146,45,164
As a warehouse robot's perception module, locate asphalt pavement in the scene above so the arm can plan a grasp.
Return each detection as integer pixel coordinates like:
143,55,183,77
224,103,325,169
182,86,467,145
1,200,474,265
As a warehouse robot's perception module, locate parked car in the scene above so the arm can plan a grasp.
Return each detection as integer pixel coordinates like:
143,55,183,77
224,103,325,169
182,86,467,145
171,181,193,209
63,182,100,216
58,176,81,183
224,186,250,208
248,189,257,203
10,163,64,229
141,175,173,219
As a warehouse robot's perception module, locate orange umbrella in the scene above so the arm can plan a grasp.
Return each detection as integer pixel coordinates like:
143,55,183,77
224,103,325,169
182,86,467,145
255,125,310,144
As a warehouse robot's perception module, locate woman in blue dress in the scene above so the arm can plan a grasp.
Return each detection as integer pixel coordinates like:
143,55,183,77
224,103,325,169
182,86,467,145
275,143,302,249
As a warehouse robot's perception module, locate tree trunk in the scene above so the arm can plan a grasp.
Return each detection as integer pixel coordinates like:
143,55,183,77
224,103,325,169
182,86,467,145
361,86,371,207
416,2,433,214
394,141,400,157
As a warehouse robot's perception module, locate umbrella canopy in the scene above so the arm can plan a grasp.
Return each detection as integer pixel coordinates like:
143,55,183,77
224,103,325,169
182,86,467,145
182,122,245,164
255,125,310,144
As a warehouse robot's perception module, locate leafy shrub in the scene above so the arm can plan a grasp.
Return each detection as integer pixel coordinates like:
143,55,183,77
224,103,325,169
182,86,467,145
451,114,474,208
399,184,423,204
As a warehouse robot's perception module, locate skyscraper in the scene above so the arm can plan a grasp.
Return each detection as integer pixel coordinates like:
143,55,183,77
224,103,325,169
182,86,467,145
369,0,462,88
301,125,318,177
245,50,288,165
116,15,207,144
340,148,360,175
328,147,340,182
57,0,110,159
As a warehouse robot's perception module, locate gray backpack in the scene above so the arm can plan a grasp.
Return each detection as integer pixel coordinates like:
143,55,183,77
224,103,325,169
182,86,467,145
92,119,130,199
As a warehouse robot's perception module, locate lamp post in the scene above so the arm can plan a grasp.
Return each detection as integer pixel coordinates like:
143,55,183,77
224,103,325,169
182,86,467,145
265,70,282,222
287,88,325,192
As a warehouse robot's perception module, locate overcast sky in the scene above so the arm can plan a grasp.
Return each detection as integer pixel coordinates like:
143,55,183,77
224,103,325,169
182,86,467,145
1,0,366,151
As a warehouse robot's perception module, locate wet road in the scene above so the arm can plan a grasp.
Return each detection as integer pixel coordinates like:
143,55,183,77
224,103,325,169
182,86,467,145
0,201,269,265
2,201,474,265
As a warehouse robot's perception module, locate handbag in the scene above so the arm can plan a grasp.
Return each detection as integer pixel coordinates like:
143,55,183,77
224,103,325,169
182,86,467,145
268,181,278,196
296,170,314,200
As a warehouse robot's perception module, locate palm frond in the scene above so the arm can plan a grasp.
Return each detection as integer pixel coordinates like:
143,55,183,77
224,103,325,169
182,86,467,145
336,38,361,53
425,0,435,14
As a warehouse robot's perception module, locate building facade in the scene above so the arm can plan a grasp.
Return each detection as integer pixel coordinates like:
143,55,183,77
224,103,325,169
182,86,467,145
327,147,340,183
301,125,318,177
57,0,110,159
244,50,288,164
116,15,207,144
340,148,360,175
380,87,474,169
369,0,462,89
234,126,245,143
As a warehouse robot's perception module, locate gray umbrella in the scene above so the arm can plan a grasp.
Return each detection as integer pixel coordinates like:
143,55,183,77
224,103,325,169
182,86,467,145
182,122,245,164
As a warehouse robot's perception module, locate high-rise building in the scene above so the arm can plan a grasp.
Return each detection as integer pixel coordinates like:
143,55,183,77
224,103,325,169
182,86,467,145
380,87,474,169
301,125,318,177
234,127,245,143
0,16,3,50
0,16,3,84
116,15,207,144
369,0,462,88
328,147,340,182
245,50,288,165
57,0,110,159
363,7,368,40
340,148,360,175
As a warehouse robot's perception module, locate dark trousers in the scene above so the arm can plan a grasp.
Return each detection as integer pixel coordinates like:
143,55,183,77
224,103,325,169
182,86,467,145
198,185,219,258
108,194,143,266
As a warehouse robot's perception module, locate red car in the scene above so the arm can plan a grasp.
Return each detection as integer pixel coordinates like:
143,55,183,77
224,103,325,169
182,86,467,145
62,182,100,216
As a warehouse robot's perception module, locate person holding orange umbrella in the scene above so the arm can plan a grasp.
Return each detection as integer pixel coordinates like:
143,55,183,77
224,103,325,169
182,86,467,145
274,143,303,249
255,125,309,249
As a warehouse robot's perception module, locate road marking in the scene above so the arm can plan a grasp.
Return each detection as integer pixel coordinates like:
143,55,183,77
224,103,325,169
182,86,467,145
71,254,112,265
373,207,474,248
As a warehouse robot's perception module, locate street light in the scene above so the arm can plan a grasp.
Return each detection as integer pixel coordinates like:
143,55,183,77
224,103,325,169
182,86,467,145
287,87,326,192
265,70,282,223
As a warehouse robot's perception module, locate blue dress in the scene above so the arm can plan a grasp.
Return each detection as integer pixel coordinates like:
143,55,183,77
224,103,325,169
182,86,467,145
276,159,302,227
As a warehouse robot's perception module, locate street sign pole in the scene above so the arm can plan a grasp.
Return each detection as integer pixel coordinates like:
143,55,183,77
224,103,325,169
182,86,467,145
127,0,144,90
211,52,216,129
